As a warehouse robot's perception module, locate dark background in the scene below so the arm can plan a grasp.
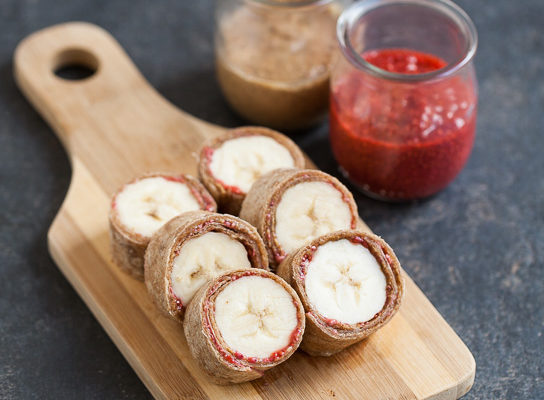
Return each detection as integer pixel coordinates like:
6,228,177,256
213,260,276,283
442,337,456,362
1,1,542,399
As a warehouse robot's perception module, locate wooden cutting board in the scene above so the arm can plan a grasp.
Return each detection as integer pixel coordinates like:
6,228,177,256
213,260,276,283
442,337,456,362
14,22,475,400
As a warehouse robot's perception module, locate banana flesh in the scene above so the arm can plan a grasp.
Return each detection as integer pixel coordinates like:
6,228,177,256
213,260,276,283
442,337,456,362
116,177,201,237
171,232,251,305
305,239,386,324
209,136,295,193
214,275,299,359
275,182,353,253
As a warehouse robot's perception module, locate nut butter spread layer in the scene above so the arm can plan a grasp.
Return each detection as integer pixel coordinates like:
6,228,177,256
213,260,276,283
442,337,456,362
216,3,341,129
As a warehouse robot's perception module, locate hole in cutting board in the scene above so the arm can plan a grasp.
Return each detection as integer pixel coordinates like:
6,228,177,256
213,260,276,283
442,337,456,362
53,48,99,81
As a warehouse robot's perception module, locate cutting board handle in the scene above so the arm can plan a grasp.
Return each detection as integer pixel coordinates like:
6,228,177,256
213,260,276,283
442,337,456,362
14,22,151,150
14,21,222,193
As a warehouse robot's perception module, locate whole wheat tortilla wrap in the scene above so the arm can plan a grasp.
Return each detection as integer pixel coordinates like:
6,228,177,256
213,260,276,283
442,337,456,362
276,230,404,356
184,269,305,384
144,210,268,322
109,173,216,280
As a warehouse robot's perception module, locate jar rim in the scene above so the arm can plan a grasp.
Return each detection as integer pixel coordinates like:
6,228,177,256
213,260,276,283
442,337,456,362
248,0,334,8
336,0,478,82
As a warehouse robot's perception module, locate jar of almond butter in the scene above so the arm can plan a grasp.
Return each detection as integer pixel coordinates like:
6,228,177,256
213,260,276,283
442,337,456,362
215,0,347,131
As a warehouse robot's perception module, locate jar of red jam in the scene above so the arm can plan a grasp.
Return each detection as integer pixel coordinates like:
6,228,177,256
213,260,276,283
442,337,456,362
330,0,478,201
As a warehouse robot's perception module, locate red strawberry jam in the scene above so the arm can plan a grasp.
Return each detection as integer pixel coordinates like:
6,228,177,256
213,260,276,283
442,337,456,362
330,48,477,200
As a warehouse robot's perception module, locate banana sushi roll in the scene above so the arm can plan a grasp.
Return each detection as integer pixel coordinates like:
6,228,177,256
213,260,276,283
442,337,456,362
144,211,268,322
240,168,358,269
276,230,404,356
109,173,216,280
184,269,305,384
198,126,305,215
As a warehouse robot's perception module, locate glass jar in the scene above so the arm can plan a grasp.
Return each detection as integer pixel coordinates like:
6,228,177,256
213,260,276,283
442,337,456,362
330,0,478,201
215,0,348,131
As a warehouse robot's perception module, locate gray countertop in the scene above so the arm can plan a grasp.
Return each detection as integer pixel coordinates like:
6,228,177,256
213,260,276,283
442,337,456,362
0,0,542,398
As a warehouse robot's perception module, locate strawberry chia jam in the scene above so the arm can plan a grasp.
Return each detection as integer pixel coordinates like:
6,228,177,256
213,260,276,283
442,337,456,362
331,0,478,201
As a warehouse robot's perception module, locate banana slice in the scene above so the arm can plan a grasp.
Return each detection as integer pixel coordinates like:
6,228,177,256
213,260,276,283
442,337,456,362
275,181,354,254
240,168,358,269
277,230,404,356
214,274,299,359
184,269,305,384
171,232,251,306
198,126,305,215
210,136,294,193
304,239,386,325
144,211,268,322
109,174,216,280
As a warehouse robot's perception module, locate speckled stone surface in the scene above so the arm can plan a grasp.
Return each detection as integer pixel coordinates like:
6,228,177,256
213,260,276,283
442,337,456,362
0,0,542,399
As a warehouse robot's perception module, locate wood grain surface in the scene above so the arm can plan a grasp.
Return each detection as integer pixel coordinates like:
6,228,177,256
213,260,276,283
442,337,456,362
13,22,475,400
